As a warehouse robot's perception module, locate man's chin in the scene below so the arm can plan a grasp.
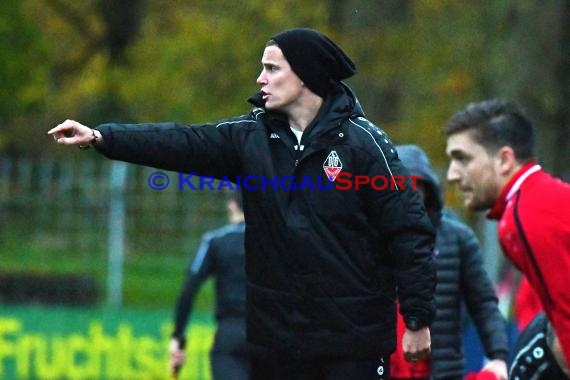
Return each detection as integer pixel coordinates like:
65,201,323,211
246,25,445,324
463,198,478,211
464,199,489,212
264,99,285,111
264,99,276,109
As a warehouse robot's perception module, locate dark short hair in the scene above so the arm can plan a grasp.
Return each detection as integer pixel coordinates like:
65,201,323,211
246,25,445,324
443,99,535,162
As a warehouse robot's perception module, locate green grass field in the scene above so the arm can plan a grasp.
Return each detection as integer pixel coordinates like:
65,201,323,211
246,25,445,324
0,223,216,311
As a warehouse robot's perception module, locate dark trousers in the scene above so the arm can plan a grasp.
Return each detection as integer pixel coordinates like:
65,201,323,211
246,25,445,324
250,350,390,380
211,318,250,380
211,350,249,380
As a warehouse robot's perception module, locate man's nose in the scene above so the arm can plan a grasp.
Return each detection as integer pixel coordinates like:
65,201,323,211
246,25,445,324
446,162,460,182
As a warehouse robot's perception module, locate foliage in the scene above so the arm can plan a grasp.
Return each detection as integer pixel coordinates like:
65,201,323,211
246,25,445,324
3,0,330,156
2,0,570,307
3,0,568,175
0,0,50,155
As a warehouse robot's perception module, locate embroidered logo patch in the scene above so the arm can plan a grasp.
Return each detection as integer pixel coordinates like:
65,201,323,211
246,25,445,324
323,150,342,182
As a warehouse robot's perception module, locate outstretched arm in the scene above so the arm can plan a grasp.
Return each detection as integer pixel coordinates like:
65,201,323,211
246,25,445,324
49,117,246,178
48,120,104,148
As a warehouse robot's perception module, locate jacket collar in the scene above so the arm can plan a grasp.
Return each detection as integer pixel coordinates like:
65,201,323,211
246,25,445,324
249,83,363,142
487,161,541,220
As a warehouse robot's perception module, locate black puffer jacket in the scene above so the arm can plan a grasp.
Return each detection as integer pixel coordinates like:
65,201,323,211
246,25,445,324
397,145,508,378
96,84,436,359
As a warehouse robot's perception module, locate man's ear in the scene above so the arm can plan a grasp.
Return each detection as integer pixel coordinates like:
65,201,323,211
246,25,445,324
496,146,517,176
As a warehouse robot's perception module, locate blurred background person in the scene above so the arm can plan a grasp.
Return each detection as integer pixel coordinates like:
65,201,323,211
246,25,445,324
169,190,248,379
390,145,508,380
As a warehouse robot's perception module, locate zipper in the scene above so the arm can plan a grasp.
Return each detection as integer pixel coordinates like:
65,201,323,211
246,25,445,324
294,129,345,169
293,144,303,167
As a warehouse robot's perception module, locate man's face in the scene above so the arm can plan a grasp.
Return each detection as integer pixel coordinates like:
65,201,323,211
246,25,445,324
445,130,502,211
256,45,304,112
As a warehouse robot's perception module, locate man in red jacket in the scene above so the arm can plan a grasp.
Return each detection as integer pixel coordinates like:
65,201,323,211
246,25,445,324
444,99,570,379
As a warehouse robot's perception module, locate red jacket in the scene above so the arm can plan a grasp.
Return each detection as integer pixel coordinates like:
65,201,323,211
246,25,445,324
514,276,542,331
487,162,570,364
390,303,430,379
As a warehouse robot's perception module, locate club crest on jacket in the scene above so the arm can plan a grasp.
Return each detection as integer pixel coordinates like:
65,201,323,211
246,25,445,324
323,150,342,182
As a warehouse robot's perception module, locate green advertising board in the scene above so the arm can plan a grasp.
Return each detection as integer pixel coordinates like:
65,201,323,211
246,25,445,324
0,305,214,380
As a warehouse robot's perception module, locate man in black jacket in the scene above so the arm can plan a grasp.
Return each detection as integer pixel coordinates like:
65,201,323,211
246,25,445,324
49,28,436,380
169,190,248,379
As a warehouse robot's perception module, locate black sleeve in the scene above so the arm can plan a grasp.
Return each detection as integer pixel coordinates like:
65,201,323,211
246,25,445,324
95,116,252,179
460,224,509,361
171,232,216,339
364,138,437,329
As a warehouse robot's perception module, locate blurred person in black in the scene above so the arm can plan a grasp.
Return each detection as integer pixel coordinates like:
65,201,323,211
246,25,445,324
169,190,248,379
390,145,508,380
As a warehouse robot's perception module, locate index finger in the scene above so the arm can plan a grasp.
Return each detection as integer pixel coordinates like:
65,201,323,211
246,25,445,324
48,119,78,135
47,122,70,135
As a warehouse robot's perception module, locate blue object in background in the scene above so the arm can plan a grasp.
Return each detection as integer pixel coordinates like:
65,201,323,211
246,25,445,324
463,321,520,374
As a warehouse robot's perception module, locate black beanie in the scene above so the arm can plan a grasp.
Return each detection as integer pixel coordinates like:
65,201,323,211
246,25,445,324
271,28,356,98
